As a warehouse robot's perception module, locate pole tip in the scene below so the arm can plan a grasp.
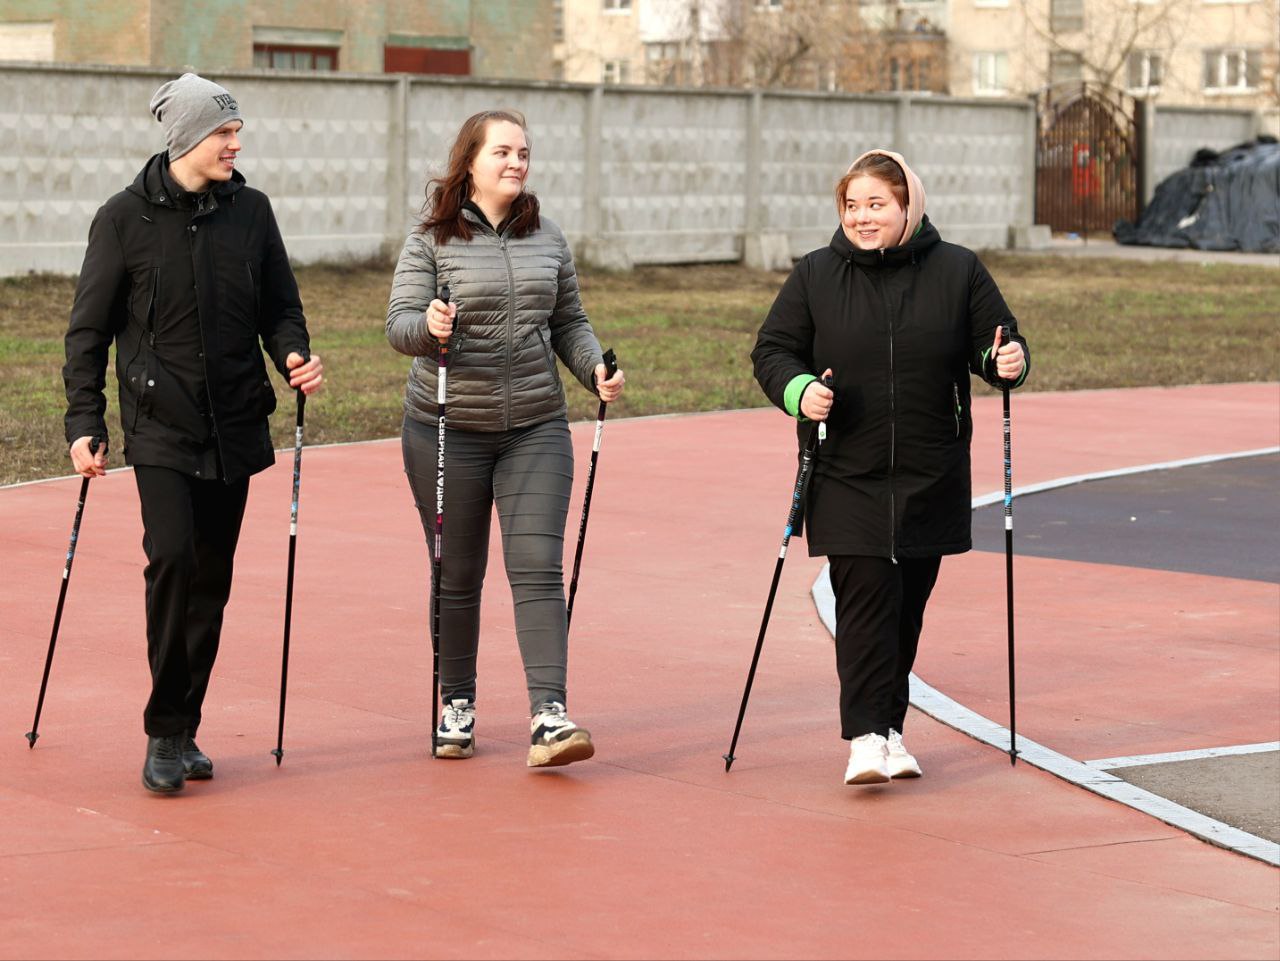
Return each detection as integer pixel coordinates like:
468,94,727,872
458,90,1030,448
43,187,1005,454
25,731,38,748
270,748,283,766
722,753,735,772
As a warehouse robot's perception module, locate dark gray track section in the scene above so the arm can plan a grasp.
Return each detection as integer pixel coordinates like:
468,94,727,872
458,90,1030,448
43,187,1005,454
972,453,1280,583
1115,752,1280,844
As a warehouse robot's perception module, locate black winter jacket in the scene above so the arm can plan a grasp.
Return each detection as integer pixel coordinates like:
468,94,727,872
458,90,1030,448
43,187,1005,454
752,217,1030,559
63,153,309,483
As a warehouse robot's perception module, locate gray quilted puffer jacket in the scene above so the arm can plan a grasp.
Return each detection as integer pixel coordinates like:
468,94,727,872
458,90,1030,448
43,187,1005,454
386,210,604,432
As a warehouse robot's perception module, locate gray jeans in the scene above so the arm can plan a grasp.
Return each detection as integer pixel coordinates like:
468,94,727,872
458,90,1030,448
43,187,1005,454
402,415,573,714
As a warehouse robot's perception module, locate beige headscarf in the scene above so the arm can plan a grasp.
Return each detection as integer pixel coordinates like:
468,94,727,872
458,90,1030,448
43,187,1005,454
845,148,927,247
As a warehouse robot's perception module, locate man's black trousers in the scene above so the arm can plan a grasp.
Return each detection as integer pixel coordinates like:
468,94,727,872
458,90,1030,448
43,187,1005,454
134,465,249,737
828,554,942,740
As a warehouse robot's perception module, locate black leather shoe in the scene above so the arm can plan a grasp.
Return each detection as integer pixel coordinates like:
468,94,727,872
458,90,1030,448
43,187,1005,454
182,735,213,780
142,735,186,794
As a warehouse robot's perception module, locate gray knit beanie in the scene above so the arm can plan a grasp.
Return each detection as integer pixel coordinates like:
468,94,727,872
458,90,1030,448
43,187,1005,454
149,73,242,161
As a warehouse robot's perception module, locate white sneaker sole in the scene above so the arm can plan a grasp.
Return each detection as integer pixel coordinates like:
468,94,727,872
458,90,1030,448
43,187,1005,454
527,730,594,768
435,741,474,759
888,761,922,778
845,766,891,785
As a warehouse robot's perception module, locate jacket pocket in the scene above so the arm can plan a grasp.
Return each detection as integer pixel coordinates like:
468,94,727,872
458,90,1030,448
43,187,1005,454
246,261,260,321
536,326,563,390
126,350,209,439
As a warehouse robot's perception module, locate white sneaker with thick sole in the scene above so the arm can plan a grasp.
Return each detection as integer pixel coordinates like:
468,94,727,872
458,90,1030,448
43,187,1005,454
845,732,891,785
887,728,922,778
528,701,594,768
435,698,476,758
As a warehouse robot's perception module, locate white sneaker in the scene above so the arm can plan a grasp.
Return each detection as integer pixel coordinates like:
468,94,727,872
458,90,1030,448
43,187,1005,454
844,733,891,785
887,728,922,778
435,698,475,758
528,701,594,768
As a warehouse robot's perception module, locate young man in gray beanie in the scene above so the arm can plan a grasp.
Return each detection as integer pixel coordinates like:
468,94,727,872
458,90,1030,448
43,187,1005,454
63,73,325,794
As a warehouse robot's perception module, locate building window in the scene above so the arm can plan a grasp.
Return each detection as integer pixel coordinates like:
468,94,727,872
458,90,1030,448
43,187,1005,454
603,0,631,11
1202,48,1261,91
253,44,338,70
1127,50,1163,91
974,52,1008,95
602,59,630,84
887,56,932,92
0,21,54,60
756,0,784,9
1049,50,1084,87
553,0,564,42
252,27,342,71
1050,0,1084,32
384,46,470,75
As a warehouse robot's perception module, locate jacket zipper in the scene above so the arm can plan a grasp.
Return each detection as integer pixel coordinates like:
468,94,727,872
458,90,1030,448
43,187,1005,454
133,266,161,433
953,382,962,438
881,250,898,564
499,233,516,431
188,213,220,458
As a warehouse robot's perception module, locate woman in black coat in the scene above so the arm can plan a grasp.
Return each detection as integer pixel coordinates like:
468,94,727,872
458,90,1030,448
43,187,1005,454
751,149,1029,785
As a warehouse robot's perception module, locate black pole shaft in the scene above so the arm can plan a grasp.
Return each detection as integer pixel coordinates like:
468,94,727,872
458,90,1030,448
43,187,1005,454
430,285,451,758
26,438,100,748
1003,381,1017,765
272,388,306,765
567,348,618,633
724,427,821,772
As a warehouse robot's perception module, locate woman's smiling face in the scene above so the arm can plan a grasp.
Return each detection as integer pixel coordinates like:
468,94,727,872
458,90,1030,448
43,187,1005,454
840,174,907,251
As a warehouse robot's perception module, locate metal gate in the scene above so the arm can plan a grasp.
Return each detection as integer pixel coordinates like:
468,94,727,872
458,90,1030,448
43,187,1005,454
1035,83,1138,237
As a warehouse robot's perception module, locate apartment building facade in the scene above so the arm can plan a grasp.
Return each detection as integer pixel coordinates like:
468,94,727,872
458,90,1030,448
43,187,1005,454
948,0,1278,109
555,0,950,93
555,0,1278,109
0,0,556,80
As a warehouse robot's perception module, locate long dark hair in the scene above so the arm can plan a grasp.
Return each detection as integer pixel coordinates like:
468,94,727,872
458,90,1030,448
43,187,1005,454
418,109,540,244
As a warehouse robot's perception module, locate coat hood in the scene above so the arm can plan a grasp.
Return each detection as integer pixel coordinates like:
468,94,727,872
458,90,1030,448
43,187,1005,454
846,148,927,247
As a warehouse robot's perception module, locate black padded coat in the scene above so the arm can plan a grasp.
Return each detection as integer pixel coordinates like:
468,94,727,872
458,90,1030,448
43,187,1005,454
63,153,309,483
751,216,1030,560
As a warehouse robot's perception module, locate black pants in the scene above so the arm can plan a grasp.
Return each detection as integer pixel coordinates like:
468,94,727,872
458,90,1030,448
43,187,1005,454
134,466,249,737
402,416,574,715
828,555,942,740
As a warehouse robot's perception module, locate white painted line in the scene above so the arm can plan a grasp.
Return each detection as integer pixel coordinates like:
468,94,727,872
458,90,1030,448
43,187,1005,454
970,447,1279,509
810,445,1280,865
812,563,1280,866
1087,742,1280,770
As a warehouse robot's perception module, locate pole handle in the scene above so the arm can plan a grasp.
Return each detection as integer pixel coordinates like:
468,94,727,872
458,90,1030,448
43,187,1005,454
435,283,452,348
985,325,1011,383
595,348,618,406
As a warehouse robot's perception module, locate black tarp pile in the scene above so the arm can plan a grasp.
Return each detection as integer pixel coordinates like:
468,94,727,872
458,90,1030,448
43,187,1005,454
1115,136,1280,253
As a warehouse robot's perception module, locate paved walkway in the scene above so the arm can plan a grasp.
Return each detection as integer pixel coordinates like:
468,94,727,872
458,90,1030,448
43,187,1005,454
1,383,1276,960
1014,237,1280,267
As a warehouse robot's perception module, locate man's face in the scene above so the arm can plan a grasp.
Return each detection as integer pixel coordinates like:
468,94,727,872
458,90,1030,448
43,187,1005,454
182,120,243,186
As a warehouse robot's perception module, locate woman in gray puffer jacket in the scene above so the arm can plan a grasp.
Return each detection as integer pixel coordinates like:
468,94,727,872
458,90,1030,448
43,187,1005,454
387,109,625,769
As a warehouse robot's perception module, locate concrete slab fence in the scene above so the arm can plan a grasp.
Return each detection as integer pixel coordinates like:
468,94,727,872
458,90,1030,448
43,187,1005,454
0,62,1269,277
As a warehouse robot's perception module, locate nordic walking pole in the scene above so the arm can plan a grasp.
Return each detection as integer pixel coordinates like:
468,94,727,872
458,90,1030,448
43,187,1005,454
724,375,832,772
566,348,619,633
998,325,1018,766
271,354,308,766
26,437,102,747
430,284,452,758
